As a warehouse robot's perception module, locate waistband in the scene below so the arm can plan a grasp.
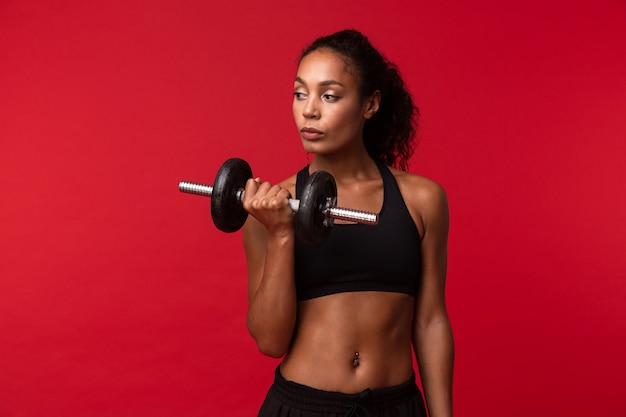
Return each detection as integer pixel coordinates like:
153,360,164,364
268,366,420,414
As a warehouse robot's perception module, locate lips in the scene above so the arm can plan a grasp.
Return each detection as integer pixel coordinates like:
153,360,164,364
300,127,324,140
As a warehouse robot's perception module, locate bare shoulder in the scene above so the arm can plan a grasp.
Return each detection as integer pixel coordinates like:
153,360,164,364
387,167,448,236
389,168,447,209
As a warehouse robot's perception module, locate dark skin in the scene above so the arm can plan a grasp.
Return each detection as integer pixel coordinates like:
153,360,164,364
242,50,453,417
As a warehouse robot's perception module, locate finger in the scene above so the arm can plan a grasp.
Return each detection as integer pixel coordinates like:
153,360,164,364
243,178,262,212
277,188,292,201
244,178,260,198
267,184,285,198
255,181,274,196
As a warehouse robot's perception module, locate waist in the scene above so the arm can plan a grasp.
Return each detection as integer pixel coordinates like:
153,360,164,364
282,292,415,391
280,349,414,393
268,365,421,412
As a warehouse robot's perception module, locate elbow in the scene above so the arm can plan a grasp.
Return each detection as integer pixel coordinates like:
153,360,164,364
247,320,291,358
250,331,289,358
255,339,288,358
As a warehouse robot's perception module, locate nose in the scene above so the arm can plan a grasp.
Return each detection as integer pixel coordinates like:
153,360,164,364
302,97,320,119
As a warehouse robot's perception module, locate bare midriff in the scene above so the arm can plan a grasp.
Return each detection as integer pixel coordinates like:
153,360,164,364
279,291,415,393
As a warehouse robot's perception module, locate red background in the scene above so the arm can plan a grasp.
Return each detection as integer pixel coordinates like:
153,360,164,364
1,1,625,416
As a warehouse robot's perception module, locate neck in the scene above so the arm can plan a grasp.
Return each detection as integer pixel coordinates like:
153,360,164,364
309,150,380,182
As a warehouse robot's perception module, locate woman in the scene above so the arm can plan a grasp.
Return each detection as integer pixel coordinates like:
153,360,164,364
242,29,453,417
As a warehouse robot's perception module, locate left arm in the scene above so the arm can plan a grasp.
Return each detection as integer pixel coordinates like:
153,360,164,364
407,178,454,417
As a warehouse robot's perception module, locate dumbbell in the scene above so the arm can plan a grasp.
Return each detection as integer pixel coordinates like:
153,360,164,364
179,158,378,246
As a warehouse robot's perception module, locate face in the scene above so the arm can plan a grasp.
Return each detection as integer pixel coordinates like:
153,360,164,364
293,49,379,157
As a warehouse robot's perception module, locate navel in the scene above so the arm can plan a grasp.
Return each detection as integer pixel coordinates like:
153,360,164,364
352,352,360,368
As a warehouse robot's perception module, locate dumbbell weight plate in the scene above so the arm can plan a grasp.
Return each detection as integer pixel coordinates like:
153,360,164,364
211,158,253,232
296,171,337,247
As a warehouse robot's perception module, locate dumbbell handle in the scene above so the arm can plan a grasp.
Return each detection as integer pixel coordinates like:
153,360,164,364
179,181,378,226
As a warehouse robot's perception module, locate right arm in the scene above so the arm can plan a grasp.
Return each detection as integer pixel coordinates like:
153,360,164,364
242,177,297,358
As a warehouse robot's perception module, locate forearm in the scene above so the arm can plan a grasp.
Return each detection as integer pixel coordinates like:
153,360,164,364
247,234,297,357
414,319,454,417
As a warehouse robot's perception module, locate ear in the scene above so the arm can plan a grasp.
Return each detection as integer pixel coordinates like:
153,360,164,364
363,90,381,120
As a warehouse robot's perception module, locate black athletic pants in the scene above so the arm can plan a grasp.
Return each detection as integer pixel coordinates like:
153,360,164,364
257,367,427,417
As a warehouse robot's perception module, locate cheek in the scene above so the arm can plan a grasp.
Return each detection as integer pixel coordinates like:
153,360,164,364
331,105,363,128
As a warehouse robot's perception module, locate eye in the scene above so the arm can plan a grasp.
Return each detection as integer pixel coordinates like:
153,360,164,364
293,91,307,100
322,94,339,102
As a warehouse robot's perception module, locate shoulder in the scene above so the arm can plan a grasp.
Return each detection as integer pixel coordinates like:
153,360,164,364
388,166,445,196
387,167,449,237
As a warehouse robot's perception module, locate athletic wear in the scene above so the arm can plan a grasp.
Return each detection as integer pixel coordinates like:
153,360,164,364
257,367,427,417
294,163,421,301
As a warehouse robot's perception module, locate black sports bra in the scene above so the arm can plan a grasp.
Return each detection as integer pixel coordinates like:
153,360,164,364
294,163,421,301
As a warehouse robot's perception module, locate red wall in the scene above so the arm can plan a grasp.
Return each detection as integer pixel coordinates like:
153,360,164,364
1,1,625,416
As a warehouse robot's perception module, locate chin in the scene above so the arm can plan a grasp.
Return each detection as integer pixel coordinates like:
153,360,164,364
301,141,321,154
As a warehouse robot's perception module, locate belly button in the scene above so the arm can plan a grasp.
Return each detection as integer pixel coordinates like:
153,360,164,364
352,352,360,368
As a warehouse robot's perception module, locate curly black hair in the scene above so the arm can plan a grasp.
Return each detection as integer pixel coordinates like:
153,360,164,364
299,29,419,171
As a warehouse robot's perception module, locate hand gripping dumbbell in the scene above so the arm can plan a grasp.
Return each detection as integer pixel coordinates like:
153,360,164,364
178,158,379,246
